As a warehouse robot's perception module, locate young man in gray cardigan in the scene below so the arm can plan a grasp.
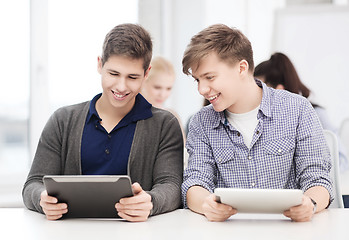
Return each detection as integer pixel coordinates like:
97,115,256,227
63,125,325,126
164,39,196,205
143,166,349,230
22,24,183,222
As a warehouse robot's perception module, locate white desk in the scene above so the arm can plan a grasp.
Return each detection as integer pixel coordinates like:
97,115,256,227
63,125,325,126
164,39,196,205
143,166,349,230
1,208,348,240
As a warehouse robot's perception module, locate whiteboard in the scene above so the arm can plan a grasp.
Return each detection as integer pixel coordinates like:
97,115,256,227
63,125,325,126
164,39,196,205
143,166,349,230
272,5,349,127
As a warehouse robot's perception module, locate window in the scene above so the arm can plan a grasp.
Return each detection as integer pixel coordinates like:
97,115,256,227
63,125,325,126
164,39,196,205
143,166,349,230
48,0,138,110
0,0,138,207
0,0,30,206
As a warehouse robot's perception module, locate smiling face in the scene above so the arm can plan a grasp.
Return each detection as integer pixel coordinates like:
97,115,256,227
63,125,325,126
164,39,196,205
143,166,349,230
97,55,150,115
191,52,247,113
142,71,175,108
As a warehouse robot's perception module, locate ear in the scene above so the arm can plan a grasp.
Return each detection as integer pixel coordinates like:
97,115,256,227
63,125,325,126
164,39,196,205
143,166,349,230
276,84,285,90
97,56,102,74
144,65,152,80
239,60,249,74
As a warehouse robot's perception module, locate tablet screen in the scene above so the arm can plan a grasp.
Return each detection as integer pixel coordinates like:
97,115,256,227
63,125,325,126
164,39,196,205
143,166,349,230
43,175,133,218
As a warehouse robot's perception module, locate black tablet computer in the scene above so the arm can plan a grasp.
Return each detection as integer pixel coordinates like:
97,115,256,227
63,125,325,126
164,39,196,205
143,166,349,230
43,175,133,218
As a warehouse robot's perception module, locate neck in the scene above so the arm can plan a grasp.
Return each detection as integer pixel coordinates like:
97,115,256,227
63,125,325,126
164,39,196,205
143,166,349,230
227,76,262,114
96,95,134,122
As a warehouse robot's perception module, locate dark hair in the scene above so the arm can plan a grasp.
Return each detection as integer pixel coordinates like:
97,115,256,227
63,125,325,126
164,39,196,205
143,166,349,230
182,24,254,75
101,23,153,72
254,52,310,98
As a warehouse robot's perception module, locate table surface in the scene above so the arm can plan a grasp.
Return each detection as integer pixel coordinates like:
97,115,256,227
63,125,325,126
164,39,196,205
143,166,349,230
1,208,348,240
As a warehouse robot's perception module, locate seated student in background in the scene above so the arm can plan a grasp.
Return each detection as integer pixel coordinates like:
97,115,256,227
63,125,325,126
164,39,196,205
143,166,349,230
141,56,185,140
141,56,175,109
181,24,333,222
254,52,348,172
22,24,183,222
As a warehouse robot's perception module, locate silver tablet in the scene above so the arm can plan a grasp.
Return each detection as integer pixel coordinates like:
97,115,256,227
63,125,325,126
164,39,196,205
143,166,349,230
214,188,303,214
43,175,133,218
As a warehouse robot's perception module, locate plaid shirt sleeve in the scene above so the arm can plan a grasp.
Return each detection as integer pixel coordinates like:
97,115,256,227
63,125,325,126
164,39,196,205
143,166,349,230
182,112,217,208
294,99,333,202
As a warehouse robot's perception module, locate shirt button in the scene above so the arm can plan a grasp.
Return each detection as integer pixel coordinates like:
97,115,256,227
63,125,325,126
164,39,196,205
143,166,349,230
237,132,241,137
251,183,255,187
105,149,110,154
217,157,222,163
95,125,98,128
256,130,260,134
108,135,111,139
278,148,282,153
248,156,252,160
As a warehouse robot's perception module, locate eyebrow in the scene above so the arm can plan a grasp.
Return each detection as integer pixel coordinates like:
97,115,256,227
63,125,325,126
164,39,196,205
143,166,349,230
107,69,142,77
193,72,216,79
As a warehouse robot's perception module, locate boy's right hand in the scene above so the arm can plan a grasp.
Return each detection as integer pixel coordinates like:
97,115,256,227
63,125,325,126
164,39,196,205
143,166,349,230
202,194,237,221
40,190,68,220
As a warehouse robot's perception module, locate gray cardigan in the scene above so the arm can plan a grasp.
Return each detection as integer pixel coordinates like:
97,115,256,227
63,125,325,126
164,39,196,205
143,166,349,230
22,101,183,216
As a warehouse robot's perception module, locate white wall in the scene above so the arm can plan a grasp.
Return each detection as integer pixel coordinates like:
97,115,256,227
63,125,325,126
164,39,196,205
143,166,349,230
139,0,286,125
273,5,349,127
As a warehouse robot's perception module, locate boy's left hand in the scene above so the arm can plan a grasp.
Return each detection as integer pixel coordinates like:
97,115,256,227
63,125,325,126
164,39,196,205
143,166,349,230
115,182,153,222
283,195,314,222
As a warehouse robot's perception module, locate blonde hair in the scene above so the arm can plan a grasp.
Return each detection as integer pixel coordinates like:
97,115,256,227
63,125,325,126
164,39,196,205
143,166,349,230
148,56,175,81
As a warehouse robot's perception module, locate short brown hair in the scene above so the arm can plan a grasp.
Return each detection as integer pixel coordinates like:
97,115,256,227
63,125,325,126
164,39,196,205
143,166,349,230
101,23,153,72
182,24,254,75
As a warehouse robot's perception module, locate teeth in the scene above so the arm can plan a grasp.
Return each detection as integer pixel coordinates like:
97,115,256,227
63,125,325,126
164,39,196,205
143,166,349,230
115,93,125,98
208,94,218,101
112,91,127,98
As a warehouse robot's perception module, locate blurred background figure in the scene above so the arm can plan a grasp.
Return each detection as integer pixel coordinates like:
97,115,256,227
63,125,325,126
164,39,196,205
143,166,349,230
142,56,186,143
254,52,348,172
142,56,175,109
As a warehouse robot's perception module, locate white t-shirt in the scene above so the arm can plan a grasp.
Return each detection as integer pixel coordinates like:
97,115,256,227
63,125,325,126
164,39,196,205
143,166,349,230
225,106,260,148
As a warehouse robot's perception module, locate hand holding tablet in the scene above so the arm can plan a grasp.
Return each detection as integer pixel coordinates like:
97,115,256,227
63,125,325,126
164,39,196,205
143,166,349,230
214,188,303,214
43,175,133,219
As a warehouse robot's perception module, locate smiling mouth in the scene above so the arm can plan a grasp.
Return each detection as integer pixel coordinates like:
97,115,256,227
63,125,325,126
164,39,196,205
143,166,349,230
111,90,130,99
207,93,220,102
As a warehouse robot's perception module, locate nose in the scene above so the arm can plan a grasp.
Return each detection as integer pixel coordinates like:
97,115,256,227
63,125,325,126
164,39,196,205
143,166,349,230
159,89,169,100
114,77,127,93
198,80,209,96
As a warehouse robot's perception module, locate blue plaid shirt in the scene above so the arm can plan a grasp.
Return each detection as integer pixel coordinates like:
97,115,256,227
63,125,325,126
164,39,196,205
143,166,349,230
182,80,333,207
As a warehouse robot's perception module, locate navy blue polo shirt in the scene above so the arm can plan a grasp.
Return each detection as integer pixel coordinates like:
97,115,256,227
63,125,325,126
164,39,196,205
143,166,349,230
81,93,152,175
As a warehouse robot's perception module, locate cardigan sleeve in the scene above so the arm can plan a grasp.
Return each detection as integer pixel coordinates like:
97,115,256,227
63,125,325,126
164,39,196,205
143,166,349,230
129,108,184,216
22,102,88,213
22,111,63,213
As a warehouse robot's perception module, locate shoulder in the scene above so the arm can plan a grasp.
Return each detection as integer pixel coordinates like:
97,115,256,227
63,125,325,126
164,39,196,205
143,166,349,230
50,101,90,124
271,87,308,103
268,88,313,112
150,106,178,123
192,105,220,124
188,105,221,133
136,107,183,139
53,101,89,116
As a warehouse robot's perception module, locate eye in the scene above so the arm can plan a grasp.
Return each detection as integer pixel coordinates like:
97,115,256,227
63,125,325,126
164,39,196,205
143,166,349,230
206,75,214,80
129,75,139,80
109,72,118,76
